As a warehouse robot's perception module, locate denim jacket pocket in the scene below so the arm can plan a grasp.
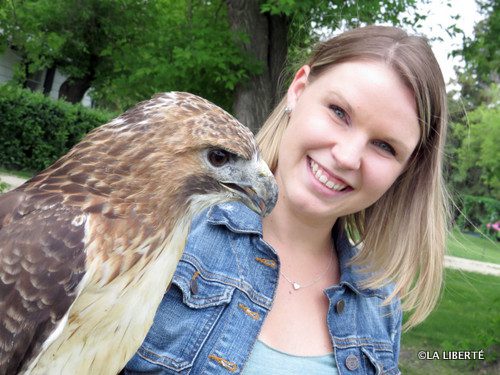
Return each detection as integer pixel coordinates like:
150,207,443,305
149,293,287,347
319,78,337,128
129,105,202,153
130,260,235,374
361,345,401,375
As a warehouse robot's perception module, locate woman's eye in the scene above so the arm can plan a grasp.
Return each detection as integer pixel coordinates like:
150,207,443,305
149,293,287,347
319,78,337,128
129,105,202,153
329,105,347,121
373,140,396,156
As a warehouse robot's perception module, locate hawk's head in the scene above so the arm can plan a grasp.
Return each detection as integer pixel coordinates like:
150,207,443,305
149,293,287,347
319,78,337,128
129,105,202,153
33,92,278,227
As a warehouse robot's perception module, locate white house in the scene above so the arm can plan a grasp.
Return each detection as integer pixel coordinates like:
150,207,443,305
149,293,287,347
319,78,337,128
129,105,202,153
0,47,92,107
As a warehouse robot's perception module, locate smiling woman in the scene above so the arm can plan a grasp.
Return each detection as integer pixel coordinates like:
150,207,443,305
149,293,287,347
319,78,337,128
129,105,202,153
258,25,449,324
123,25,449,375
256,25,449,371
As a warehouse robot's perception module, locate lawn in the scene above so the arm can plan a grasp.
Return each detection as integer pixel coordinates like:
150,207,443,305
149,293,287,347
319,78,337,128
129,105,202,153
0,167,33,179
400,269,500,374
447,229,500,264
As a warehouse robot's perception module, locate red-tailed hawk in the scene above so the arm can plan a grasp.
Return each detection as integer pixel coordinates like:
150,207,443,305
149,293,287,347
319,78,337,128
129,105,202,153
0,92,278,374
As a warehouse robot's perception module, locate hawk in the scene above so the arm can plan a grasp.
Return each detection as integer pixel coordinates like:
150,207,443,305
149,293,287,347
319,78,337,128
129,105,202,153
0,92,278,374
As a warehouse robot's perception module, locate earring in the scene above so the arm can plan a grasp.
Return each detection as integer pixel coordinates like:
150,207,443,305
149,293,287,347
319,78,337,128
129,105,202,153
284,106,292,115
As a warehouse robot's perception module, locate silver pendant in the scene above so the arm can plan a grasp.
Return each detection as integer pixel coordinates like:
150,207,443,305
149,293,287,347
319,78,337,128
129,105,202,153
293,282,301,290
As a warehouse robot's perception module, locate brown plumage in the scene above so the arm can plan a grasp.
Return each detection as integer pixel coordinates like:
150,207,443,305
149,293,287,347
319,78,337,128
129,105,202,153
0,92,278,374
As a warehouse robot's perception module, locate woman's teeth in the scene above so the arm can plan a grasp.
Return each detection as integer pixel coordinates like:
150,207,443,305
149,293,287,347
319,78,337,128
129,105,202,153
310,159,347,191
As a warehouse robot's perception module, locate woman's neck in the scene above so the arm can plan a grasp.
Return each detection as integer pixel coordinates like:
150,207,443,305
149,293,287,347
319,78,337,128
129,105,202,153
262,197,337,258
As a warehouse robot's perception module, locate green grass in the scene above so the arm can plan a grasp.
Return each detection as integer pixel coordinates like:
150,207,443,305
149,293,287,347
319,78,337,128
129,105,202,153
0,168,32,193
0,181,8,193
0,167,34,179
400,269,500,374
447,229,500,264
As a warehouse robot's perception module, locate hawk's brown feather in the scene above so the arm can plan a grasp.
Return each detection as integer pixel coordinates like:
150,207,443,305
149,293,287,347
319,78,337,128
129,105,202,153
0,194,86,374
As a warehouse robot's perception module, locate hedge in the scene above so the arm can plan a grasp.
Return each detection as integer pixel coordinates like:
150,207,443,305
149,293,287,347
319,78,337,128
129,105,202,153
0,84,113,172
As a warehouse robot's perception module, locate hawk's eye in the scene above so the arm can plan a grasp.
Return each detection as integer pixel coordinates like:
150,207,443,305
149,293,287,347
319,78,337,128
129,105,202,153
208,149,231,167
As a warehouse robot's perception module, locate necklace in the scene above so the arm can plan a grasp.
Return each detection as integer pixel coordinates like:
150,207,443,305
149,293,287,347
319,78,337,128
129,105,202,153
280,249,334,291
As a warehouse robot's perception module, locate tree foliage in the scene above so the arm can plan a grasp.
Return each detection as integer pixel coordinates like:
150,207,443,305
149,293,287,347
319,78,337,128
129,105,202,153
446,85,499,233
1,0,426,120
446,1,499,233
1,0,158,102
0,0,257,111
93,0,259,111
454,0,499,107
448,87,499,200
279,0,428,76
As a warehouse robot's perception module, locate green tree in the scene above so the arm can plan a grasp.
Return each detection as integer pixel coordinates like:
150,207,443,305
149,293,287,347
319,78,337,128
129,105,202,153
1,0,159,103
446,1,499,231
0,0,256,111
93,0,258,112
449,95,500,199
446,85,499,232
454,0,499,108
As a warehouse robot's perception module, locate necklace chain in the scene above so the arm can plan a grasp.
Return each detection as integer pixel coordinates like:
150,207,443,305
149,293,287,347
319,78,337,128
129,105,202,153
280,249,334,291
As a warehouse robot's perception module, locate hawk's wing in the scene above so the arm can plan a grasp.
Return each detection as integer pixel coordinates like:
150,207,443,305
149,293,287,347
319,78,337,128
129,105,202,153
0,189,87,374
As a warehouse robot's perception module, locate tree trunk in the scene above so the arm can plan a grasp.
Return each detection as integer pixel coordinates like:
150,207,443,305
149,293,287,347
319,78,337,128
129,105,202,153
226,0,288,133
268,13,289,101
58,52,97,104
58,76,92,104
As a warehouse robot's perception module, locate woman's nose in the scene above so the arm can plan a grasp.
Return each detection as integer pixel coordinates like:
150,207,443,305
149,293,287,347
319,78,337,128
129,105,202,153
330,138,362,171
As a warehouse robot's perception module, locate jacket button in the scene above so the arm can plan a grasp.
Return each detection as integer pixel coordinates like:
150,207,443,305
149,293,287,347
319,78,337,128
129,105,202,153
190,271,200,294
336,299,345,314
345,354,359,371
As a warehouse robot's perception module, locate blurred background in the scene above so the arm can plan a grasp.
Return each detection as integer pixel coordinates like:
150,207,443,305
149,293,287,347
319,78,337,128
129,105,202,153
0,1,498,373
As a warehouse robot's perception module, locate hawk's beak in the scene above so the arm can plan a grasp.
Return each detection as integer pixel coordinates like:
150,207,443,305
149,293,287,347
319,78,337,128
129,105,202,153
221,158,278,217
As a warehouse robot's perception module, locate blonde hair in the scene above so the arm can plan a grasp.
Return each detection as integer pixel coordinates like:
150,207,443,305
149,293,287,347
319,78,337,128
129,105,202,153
257,25,450,330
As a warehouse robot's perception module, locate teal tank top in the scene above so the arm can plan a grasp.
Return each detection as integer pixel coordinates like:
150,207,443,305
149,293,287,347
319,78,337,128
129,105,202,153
242,340,339,374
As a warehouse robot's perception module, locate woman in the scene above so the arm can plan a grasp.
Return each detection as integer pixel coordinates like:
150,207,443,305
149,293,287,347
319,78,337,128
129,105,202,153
123,25,449,374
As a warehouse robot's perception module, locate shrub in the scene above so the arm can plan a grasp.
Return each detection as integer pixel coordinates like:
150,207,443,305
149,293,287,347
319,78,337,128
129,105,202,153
454,194,500,238
0,84,113,172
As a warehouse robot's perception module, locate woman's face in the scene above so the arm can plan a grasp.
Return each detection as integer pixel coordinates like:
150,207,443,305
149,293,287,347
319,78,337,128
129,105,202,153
275,60,420,220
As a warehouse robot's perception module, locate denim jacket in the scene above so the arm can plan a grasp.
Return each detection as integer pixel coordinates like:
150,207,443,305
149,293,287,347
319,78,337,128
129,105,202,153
123,202,402,375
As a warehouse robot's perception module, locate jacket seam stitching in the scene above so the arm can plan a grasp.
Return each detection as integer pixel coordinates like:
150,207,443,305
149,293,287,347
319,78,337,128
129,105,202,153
178,256,273,309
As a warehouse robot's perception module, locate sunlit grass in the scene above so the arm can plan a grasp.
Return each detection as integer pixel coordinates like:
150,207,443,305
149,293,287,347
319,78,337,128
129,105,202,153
447,229,500,264
0,167,33,179
400,269,500,374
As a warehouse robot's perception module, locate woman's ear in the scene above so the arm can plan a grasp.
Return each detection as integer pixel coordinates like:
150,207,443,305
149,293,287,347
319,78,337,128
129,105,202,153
287,65,311,110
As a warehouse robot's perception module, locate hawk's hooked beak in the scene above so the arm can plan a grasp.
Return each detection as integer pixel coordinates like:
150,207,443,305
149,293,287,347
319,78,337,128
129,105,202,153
221,158,278,217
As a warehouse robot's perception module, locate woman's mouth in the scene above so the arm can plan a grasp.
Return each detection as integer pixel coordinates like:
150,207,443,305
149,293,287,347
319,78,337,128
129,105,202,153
308,157,350,192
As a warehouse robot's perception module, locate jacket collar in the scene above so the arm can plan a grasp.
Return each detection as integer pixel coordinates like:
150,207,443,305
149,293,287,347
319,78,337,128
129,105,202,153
332,224,391,299
207,201,263,235
207,202,391,299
